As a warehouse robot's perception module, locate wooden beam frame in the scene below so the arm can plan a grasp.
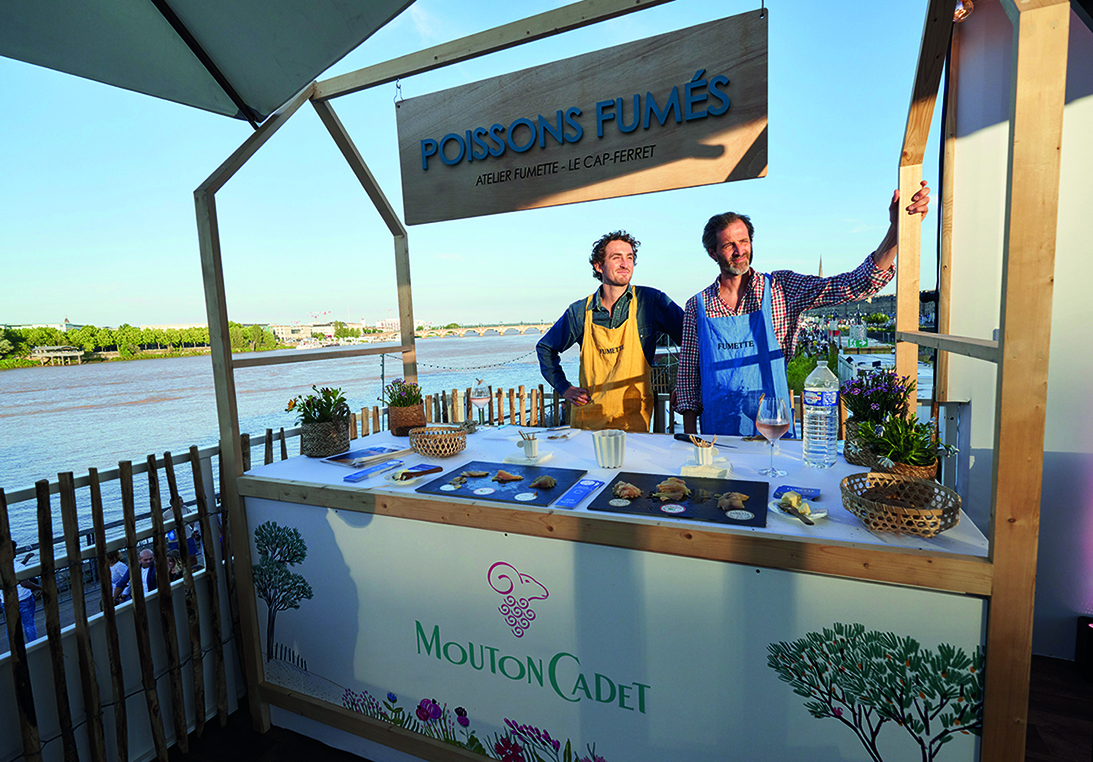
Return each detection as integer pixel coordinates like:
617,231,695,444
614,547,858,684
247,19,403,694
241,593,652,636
980,2,1070,759
313,0,675,101
892,1,1071,759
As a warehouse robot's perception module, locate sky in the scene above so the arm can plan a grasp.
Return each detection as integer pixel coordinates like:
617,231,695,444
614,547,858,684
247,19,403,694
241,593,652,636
1,0,943,329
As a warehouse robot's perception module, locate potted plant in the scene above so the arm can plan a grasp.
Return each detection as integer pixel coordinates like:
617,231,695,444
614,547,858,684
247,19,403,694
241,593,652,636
857,414,956,480
380,378,426,436
840,369,915,466
286,386,351,457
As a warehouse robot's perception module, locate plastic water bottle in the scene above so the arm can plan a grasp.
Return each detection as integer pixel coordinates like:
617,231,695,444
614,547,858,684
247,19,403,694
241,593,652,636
802,363,839,468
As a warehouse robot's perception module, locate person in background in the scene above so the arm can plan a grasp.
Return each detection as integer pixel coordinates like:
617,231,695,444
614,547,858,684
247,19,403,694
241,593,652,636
676,183,932,436
1,544,41,643
537,230,684,431
166,549,184,582
107,549,131,604
138,548,157,594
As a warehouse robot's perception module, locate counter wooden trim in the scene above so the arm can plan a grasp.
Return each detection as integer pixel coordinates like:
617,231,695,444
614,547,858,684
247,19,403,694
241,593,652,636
238,475,993,597
261,681,483,762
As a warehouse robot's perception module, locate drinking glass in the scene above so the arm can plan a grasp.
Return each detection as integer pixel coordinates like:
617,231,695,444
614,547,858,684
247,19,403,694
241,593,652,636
756,396,791,478
470,381,491,425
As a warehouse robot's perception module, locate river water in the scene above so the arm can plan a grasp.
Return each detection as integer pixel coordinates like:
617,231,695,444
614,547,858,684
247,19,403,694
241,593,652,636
0,333,578,547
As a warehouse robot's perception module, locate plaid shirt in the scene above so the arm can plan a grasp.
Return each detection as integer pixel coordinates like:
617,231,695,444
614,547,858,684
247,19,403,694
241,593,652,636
675,255,893,413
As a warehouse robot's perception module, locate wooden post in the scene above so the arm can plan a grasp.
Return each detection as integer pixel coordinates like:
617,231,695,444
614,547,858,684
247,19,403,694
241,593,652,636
518,386,526,425
530,387,539,426
279,428,288,461
372,406,381,434
165,452,205,738
120,462,168,761
190,446,228,726
58,472,107,761
981,3,1070,759
653,392,664,434
451,388,461,423
217,448,244,704
508,389,516,427
37,480,78,762
361,407,372,435
349,413,358,440
240,433,251,472
147,456,188,753
553,389,560,426
264,429,274,465
538,384,546,426
424,395,433,423
0,488,42,762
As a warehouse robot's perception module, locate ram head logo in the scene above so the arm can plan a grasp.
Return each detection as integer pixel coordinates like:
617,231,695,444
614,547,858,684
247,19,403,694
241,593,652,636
487,562,549,638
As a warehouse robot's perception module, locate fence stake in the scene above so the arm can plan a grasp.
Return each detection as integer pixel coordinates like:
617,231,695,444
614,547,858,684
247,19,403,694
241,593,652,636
264,429,274,464
279,428,288,461
165,452,205,738
0,487,42,761
120,463,168,761
190,446,228,726
147,456,188,753
59,472,108,761
38,479,78,761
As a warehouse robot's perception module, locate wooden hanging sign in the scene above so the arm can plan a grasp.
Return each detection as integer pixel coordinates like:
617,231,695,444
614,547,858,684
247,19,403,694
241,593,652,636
396,10,768,225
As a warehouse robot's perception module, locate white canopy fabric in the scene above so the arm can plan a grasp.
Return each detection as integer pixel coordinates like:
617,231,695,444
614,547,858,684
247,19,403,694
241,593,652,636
1,0,413,125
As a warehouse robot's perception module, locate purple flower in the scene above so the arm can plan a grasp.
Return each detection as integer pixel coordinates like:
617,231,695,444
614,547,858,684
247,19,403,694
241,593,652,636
495,737,525,762
457,715,469,727
428,701,442,721
833,707,844,718
415,705,430,722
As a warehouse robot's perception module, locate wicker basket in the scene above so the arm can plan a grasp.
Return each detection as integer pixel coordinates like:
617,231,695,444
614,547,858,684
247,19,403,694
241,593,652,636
878,459,938,480
841,472,960,538
300,421,350,458
843,420,879,468
409,426,467,458
389,404,427,437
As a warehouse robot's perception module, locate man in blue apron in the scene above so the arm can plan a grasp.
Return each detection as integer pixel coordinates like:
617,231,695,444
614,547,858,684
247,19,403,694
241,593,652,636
538,231,683,431
676,184,932,436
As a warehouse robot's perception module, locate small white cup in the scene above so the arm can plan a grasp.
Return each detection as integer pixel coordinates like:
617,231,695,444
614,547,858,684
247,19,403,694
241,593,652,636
592,429,626,468
694,445,720,466
516,438,539,459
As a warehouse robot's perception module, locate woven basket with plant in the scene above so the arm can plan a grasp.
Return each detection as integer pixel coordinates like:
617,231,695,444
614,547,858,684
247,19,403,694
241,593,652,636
381,378,426,436
286,386,351,457
840,370,916,466
857,413,956,480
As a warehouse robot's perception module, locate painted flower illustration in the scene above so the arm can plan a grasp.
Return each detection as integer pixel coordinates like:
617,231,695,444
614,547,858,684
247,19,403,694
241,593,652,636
494,736,525,762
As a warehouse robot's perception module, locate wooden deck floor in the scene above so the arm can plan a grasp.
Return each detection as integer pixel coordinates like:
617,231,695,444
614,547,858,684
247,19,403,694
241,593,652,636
168,655,1091,762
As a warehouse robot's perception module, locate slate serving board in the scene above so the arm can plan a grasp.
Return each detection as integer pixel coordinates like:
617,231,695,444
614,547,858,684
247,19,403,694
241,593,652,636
415,460,588,507
588,472,769,528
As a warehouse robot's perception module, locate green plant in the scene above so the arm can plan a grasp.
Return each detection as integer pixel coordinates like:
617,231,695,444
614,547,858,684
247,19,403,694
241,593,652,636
379,378,423,408
859,414,954,467
286,385,350,424
842,369,915,426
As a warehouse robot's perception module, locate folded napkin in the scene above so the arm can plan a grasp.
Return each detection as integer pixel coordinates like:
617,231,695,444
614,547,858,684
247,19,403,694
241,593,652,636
502,452,554,466
680,463,732,479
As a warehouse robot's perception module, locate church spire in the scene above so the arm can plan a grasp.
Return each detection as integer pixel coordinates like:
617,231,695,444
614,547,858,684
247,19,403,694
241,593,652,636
818,256,823,278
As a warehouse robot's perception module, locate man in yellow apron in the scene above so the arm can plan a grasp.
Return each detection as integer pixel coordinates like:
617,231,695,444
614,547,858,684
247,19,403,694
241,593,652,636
537,231,684,431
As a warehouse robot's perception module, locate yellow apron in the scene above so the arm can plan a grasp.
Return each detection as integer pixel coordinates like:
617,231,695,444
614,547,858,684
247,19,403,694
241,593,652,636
572,291,652,431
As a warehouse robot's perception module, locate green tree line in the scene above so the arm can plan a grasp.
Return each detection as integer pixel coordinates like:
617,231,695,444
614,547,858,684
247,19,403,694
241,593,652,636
0,321,282,361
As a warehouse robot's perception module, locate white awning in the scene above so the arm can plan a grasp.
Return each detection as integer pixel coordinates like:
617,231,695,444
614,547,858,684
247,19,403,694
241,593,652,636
0,0,413,125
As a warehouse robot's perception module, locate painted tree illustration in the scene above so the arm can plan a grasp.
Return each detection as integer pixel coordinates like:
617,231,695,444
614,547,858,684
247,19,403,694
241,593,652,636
252,521,313,661
767,623,984,762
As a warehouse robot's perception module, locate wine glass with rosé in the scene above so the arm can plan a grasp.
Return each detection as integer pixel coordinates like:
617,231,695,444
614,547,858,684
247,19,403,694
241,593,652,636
469,379,491,425
756,395,791,478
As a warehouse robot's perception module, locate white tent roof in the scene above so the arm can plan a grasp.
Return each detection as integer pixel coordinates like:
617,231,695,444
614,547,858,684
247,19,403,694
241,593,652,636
0,0,413,125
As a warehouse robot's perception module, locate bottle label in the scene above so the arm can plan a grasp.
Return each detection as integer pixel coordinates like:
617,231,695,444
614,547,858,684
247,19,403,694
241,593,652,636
803,390,838,407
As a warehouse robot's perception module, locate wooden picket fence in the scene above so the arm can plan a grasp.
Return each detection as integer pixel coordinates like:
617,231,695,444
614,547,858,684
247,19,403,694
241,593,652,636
0,446,238,762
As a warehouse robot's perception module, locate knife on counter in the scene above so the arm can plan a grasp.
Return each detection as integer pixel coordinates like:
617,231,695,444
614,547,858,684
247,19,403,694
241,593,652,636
673,434,736,448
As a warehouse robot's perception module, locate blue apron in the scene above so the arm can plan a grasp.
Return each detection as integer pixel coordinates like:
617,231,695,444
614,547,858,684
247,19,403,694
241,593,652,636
697,275,791,436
